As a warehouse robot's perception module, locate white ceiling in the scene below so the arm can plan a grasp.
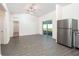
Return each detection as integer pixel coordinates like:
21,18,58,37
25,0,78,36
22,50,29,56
6,3,70,17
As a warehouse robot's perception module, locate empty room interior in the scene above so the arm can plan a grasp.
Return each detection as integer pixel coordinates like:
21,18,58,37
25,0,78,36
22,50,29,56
1,3,79,56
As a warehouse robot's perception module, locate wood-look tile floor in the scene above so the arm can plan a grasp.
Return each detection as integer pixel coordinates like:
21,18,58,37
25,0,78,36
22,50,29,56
1,35,79,56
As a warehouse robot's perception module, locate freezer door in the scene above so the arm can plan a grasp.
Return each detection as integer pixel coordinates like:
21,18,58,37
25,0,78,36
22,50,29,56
75,32,79,48
72,19,78,31
57,28,73,47
57,20,72,29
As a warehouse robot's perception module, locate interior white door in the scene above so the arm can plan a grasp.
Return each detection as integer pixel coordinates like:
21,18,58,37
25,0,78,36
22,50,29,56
0,15,4,44
0,14,4,56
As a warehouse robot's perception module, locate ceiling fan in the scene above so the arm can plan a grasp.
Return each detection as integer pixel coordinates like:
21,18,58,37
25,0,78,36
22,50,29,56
24,3,40,14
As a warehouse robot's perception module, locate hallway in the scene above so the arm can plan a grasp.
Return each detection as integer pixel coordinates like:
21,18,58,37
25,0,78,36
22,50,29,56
1,35,79,56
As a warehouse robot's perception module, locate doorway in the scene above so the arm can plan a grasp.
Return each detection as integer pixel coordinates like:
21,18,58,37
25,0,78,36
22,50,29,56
13,21,19,37
42,20,52,37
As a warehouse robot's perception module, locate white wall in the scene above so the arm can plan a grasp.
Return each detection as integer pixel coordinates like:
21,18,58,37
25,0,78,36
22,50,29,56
10,15,13,37
62,3,79,30
38,11,56,39
11,13,38,36
56,4,63,20
62,4,79,19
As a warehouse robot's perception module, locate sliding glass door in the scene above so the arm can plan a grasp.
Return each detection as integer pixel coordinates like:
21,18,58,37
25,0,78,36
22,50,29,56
43,20,52,36
43,23,48,35
48,23,52,36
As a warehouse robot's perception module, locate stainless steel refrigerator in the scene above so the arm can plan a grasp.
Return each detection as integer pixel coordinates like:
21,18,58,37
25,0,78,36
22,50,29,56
57,19,78,48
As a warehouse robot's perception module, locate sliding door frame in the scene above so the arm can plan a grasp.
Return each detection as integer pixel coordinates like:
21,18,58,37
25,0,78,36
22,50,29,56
42,20,52,36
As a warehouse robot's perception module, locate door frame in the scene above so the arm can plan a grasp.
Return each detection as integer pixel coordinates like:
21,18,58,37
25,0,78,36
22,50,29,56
42,20,52,37
13,21,19,37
